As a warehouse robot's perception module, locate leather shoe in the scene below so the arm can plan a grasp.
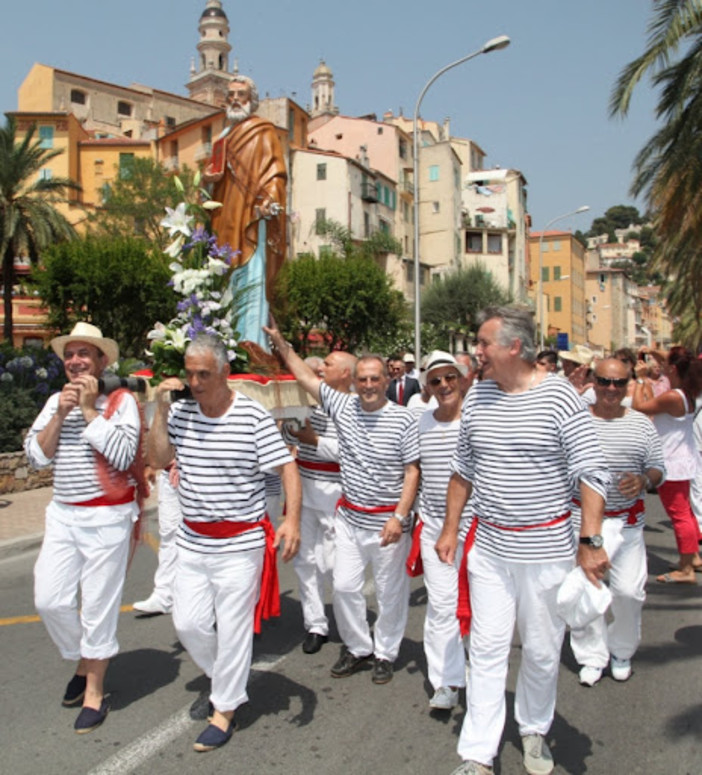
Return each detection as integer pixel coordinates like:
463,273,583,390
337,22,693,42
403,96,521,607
62,674,86,707
330,646,371,678
302,632,329,654
193,721,236,752
74,698,110,734
372,658,394,685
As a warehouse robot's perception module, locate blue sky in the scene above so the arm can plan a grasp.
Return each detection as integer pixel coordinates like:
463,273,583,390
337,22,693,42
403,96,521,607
1,0,660,233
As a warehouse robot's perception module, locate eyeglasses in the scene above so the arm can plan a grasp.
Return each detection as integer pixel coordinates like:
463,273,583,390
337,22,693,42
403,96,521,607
428,372,459,387
595,376,629,388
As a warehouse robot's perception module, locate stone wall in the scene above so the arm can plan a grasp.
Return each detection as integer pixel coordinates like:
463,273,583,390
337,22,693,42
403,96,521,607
0,451,52,494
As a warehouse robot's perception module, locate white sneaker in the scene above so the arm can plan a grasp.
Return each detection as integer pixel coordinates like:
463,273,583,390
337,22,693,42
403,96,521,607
429,686,459,710
450,761,493,775
522,733,554,775
578,665,603,687
610,655,632,681
132,595,171,615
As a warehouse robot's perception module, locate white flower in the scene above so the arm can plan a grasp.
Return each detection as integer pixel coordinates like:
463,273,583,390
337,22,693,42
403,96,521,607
165,234,185,259
35,368,48,379
160,203,192,238
147,322,167,341
167,327,187,351
0,372,13,382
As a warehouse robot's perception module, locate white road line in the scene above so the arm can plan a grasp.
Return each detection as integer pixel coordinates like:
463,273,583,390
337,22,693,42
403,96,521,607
87,655,285,775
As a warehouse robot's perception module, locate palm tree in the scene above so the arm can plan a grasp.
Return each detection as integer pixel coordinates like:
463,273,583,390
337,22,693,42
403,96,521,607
0,117,80,342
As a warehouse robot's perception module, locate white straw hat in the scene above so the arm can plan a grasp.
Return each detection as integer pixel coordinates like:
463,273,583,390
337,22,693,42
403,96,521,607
51,322,119,365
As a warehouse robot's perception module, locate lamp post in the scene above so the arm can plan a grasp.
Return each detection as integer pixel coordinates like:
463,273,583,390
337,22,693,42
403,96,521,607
537,205,590,350
412,34,510,365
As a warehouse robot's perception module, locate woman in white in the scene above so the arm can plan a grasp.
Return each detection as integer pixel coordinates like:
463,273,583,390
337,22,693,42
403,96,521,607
416,351,472,711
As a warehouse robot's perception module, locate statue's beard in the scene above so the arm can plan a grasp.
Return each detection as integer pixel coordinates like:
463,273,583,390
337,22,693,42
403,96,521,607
226,104,251,124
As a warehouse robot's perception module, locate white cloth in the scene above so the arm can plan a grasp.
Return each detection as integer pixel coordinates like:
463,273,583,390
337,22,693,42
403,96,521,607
688,398,702,530
556,566,613,630
652,390,700,481
34,512,132,660
149,471,181,608
332,517,410,661
570,520,647,666
173,545,263,712
457,546,571,766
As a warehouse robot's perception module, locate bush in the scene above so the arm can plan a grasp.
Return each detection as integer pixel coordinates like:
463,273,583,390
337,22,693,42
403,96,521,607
0,388,42,453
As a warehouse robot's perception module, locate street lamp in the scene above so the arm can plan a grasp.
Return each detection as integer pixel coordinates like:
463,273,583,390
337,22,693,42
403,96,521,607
412,34,511,364
537,205,590,350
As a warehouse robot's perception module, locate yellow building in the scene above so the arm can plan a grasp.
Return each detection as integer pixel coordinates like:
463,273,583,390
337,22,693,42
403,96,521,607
529,230,587,346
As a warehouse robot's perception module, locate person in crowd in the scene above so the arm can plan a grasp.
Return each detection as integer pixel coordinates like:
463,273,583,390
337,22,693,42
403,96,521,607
415,351,471,711
633,347,702,583
403,352,420,380
264,319,420,686
437,306,609,775
387,353,421,406
147,333,301,752
570,358,665,687
284,350,357,654
25,322,145,734
454,352,480,395
535,349,558,373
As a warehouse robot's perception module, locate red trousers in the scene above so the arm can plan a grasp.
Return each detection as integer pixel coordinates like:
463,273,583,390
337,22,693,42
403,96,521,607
658,479,702,555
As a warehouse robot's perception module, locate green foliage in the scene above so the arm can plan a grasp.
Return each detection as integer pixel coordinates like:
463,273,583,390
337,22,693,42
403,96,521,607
420,264,509,348
274,251,408,354
88,158,200,250
315,219,403,261
30,235,177,360
0,116,80,340
0,388,39,453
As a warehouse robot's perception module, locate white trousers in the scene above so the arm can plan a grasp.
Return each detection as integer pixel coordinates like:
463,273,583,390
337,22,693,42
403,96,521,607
457,546,571,766
293,503,335,635
149,471,181,607
420,523,466,690
34,514,132,660
173,546,263,712
570,520,646,666
690,466,702,533
332,517,410,662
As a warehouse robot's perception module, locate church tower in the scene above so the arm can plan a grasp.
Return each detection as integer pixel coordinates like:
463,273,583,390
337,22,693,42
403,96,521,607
310,60,338,118
186,0,234,107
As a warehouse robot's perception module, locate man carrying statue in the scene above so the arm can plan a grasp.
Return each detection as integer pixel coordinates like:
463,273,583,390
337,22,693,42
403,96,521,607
204,74,287,348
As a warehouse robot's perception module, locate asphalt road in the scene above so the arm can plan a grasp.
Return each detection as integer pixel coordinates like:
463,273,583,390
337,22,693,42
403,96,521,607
1,496,700,775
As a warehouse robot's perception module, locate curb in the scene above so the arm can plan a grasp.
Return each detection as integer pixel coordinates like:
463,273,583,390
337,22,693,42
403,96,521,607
0,532,44,563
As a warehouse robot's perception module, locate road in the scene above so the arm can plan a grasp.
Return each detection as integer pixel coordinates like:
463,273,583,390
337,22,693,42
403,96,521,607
0,495,700,775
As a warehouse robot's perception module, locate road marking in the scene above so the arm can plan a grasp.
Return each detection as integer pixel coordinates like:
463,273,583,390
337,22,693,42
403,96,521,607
86,655,285,775
0,604,136,627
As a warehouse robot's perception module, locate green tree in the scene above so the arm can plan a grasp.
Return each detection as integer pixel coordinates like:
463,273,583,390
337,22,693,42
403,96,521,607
420,264,509,349
610,0,702,346
0,117,80,342
274,251,407,354
30,235,177,359
88,157,199,250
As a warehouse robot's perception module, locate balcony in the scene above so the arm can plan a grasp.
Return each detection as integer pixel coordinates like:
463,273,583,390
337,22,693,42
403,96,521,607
361,178,379,202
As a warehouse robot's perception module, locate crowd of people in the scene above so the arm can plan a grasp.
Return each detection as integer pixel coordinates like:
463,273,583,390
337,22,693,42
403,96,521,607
24,309,702,774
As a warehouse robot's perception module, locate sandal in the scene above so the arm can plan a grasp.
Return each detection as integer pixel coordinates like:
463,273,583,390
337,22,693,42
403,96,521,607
656,572,697,585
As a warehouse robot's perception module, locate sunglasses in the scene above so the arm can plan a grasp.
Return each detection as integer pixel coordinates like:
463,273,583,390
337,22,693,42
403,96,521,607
428,372,459,387
595,376,629,388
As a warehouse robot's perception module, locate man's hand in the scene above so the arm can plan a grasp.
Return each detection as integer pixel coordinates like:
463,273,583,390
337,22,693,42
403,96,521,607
617,472,644,499
379,516,403,547
56,383,81,419
287,419,317,446
155,377,185,406
274,519,300,562
435,527,458,565
262,315,289,356
577,545,610,587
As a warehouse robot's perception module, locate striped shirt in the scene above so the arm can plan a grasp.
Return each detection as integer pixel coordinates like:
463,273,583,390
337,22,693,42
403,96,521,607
320,382,419,531
451,374,610,562
168,392,293,554
572,409,665,530
281,406,341,485
25,391,140,511
418,412,472,542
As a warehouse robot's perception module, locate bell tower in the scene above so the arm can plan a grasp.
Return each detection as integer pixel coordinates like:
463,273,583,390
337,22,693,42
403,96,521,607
187,0,234,107
310,60,338,118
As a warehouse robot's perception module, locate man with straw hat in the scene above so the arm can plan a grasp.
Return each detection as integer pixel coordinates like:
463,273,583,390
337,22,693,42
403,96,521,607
25,322,143,734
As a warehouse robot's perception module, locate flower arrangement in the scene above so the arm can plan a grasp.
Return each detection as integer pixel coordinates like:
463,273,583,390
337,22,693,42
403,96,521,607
146,175,249,381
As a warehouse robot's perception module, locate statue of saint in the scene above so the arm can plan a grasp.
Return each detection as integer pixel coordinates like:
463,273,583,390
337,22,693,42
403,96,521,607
204,75,287,349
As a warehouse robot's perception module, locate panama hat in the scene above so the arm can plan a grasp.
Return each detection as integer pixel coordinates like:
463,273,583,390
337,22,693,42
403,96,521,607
51,322,119,365
419,350,468,386
558,344,594,367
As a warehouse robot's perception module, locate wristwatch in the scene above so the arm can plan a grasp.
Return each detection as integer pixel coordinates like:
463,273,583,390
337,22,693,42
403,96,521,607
580,534,604,549
392,512,410,528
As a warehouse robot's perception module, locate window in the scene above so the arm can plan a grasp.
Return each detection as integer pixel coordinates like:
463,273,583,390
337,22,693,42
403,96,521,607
554,266,561,280
39,168,52,181
541,242,549,253
315,208,326,234
406,261,414,283
317,163,327,181
554,296,562,312
402,200,410,221
201,125,212,147
165,116,176,128
364,212,370,238
552,240,561,251
101,182,112,204
592,295,597,303
429,165,439,182
70,89,86,105
541,267,550,282
383,186,391,206
39,126,54,149
399,139,407,159
379,219,390,235
487,234,502,253
119,153,135,180
117,101,133,117
466,232,482,253
377,127,383,135
432,201,440,214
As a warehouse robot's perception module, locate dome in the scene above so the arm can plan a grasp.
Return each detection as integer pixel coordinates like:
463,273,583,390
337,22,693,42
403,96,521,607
201,1,227,20
314,60,333,78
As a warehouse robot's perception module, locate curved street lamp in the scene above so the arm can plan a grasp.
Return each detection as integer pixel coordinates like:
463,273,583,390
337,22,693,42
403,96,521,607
537,205,590,350
412,34,511,364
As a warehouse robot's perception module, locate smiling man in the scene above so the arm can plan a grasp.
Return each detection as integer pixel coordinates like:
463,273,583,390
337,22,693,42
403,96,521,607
264,320,420,686
25,322,142,735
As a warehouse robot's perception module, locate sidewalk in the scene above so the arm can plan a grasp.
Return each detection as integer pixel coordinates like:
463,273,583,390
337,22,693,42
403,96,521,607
0,486,157,562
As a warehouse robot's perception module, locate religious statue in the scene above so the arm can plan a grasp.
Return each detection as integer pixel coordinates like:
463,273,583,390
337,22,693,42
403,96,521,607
203,75,287,349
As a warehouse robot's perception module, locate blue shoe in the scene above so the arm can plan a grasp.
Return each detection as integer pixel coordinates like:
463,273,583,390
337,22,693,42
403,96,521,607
74,698,110,734
193,721,235,752
62,674,87,707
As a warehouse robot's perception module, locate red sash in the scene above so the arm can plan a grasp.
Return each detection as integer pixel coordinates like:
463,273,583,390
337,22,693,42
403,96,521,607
297,459,341,473
183,515,279,634
456,511,571,636
406,519,424,577
64,490,135,507
336,496,397,515
573,497,644,525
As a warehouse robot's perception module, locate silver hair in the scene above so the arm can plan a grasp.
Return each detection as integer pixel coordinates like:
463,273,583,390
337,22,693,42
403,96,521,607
476,306,537,363
454,351,478,372
185,333,229,372
230,75,259,113
353,354,388,378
